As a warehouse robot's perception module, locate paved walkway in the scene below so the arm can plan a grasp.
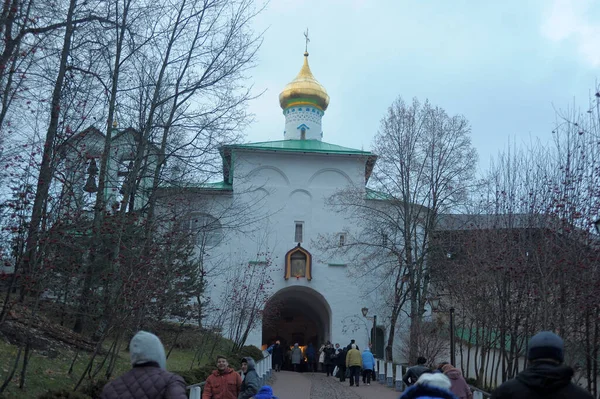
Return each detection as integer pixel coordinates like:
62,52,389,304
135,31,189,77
270,371,400,399
270,371,312,399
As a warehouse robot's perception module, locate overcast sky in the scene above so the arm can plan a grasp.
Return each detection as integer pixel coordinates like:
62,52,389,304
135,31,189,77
244,0,599,169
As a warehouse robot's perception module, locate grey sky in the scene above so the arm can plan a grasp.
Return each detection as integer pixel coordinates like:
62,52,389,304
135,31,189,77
244,0,599,170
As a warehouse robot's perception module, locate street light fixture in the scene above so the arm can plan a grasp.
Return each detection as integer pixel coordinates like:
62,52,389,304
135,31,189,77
361,307,378,358
428,296,455,366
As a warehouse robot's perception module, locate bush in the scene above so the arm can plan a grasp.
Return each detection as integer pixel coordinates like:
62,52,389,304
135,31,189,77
239,345,263,361
175,364,215,385
37,390,92,399
79,379,108,399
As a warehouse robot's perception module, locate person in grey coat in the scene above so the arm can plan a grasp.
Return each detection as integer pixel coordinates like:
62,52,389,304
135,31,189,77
238,357,259,399
291,343,303,372
101,331,187,399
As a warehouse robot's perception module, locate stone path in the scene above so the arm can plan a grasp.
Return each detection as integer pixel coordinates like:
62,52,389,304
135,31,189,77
269,371,400,399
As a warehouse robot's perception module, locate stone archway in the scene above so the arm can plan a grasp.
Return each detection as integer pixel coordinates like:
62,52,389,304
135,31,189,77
262,286,332,350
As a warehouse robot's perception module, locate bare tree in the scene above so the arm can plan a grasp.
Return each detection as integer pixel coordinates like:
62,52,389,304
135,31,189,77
322,97,477,363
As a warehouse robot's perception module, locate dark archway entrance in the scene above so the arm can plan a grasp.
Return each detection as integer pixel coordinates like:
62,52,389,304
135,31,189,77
370,327,385,359
262,286,331,352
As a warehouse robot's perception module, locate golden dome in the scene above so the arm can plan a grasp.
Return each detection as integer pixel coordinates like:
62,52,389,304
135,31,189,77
279,52,329,111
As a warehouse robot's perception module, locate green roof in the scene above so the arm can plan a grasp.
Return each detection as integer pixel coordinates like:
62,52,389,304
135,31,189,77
158,181,232,191
223,139,372,155
366,188,394,200
456,327,526,353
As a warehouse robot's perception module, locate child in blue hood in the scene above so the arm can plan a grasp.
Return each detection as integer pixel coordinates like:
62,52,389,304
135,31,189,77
252,385,278,399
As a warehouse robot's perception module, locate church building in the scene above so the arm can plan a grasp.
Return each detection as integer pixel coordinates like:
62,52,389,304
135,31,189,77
174,50,395,360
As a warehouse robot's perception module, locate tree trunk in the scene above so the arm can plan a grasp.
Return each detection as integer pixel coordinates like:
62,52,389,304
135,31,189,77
21,0,78,298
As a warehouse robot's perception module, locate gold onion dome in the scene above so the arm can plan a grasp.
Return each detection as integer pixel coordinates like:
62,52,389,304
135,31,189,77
279,52,329,111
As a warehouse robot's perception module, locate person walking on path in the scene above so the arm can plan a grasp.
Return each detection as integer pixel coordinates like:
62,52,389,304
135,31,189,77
291,343,303,372
271,341,283,372
318,343,326,372
441,364,472,399
400,373,459,399
361,347,375,385
491,331,594,399
238,357,259,399
336,348,347,382
346,343,363,387
403,357,430,387
202,355,242,399
252,386,278,399
323,342,336,376
101,331,187,399
346,339,359,351
306,343,316,372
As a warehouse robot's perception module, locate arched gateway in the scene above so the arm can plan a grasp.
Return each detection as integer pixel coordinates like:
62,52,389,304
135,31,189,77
262,286,331,348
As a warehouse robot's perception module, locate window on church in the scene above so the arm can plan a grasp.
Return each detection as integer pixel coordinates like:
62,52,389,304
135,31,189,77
295,222,304,242
338,233,346,247
290,251,307,278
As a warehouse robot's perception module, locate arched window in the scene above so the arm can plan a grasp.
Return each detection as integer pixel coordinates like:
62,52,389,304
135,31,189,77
183,213,223,248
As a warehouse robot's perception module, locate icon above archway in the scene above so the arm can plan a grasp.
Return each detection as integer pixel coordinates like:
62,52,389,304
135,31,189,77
284,244,312,280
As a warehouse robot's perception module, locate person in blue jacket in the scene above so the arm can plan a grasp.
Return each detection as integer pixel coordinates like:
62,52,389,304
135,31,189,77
361,347,376,385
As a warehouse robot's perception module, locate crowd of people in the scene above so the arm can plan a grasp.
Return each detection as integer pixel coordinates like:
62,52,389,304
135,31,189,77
400,331,594,399
267,338,378,387
97,330,594,399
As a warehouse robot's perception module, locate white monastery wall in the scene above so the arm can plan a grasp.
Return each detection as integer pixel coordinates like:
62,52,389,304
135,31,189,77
203,148,380,350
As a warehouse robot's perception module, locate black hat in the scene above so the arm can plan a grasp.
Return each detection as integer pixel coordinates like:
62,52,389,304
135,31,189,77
528,331,564,363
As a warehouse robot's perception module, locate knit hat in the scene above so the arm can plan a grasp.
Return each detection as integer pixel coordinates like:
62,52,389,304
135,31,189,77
441,364,455,373
253,385,278,399
129,331,167,370
416,372,452,390
527,331,564,363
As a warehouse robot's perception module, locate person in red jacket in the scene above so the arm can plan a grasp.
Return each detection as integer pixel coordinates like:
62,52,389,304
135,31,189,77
202,355,242,399
101,331,187,399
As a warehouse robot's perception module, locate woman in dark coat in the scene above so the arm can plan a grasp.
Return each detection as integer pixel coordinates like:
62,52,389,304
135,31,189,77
271,340,283,372
323,343,336,377
336,348,347,382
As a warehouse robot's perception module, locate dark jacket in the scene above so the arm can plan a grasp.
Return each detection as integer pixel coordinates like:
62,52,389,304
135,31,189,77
491,361,593,399
306,344,316,362
238,357,260,399
323,347,336,365
403,365,430,386
271,344,283,366
400,384,459,399
101,362,187,399
336,349,347,367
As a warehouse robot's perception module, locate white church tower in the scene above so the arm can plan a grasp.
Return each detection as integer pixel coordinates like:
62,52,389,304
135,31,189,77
279,51,330,140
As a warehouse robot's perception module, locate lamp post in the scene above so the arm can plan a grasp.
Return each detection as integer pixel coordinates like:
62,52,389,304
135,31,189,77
428,297,455,366
361,307,377,358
